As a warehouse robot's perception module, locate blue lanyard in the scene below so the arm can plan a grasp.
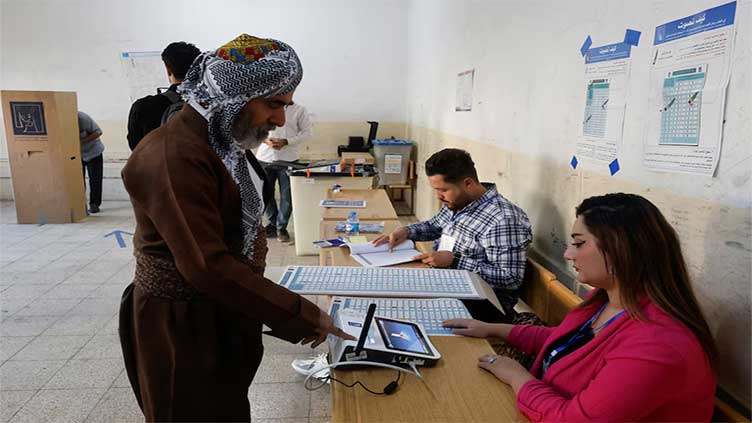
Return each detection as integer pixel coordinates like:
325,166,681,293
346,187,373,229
449,194,499,222
542,302,625,373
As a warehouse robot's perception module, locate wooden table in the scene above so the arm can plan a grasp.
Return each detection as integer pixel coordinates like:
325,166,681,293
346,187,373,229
341,152,375,165
314,185,526,422
331,336,527,422
319,218,403,241
318,219,433,267
322,244,526,422
322,189,398,221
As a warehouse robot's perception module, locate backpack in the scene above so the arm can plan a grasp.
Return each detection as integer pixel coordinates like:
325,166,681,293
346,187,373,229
160,90,184,125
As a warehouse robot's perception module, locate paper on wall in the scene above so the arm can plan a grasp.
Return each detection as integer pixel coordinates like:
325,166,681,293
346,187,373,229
643,2,737,176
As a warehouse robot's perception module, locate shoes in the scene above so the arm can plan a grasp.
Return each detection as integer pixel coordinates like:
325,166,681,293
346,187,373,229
291,352,329,378
89,205,100,214
278,229,291,243
265,224,277,238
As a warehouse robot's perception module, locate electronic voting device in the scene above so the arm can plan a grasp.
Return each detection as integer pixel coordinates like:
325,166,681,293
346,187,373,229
329,304,441,367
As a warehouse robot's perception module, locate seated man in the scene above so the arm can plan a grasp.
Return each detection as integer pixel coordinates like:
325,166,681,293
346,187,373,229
373,148,532,310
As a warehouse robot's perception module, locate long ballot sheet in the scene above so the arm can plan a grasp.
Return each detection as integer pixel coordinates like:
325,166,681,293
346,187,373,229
277,266,481,299
328,296,473,336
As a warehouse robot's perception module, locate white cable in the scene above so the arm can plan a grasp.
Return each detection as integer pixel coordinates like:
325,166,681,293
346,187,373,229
408,361,423,380
409,360,437,399
303,360,421,392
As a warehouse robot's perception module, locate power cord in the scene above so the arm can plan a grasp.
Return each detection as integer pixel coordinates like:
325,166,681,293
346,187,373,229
328,370,401,395
303,360,423,395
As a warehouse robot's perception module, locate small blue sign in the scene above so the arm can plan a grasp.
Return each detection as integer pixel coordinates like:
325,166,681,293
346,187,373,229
580,36,593,56
609,159,620,176
624,29,641,46
570,156,579,169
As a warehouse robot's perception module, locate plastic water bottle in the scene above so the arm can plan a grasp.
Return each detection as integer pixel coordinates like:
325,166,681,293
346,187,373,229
345,211,360,235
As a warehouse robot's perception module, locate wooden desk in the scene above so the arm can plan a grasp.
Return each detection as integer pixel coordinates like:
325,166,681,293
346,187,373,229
323,240,525,422
322,188,398,221
318,220,432,267
319,219,403,241
290,174,374,256
332,336,527,422
315,186,524,422
341,152,375,165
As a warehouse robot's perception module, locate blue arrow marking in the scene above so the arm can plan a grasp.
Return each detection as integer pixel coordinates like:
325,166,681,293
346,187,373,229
105,230,134,248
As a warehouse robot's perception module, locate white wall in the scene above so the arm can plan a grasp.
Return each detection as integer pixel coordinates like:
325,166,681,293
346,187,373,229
405,0,751,408
0,0,409,157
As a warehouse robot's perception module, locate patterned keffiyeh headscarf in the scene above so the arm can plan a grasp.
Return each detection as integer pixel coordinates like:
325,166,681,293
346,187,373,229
179,34,303,258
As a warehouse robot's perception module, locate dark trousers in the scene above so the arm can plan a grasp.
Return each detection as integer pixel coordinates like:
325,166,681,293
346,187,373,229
82,154,103,207
260,162,292,231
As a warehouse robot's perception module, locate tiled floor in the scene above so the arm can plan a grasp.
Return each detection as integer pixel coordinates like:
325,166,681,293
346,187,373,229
0,200,416,422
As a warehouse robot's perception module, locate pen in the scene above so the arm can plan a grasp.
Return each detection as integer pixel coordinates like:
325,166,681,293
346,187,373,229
584,115,592,124
600,99,609,109
688,91,699,105
662,98,676,112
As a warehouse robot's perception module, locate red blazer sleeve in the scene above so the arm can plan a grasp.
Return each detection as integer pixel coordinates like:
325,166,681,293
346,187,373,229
507,324,556,356
123,140,319,343
516,335,688,422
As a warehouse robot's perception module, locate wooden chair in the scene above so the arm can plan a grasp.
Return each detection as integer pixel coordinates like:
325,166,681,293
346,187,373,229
520,257,582,325
713,397,751,422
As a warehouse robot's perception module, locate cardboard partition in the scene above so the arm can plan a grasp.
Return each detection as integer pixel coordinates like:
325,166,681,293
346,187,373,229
1,91,87,223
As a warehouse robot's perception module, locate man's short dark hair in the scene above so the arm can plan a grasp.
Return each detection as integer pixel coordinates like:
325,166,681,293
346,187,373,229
162,42,201,80
425,148,479,184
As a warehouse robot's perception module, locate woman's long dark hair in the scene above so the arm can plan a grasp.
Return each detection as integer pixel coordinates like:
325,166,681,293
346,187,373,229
576,193,717,365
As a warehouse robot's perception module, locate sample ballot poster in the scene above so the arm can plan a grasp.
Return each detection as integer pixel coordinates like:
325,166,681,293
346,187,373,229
120,51,167,103
576,42,633,166
644,2,737,175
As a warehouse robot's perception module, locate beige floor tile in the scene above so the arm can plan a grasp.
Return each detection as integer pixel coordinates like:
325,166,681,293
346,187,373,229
8,388,105,423
0,390,35,422
83,387,143,423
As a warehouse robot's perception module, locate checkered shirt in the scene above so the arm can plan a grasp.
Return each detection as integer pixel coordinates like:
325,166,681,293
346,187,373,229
407,184,532,291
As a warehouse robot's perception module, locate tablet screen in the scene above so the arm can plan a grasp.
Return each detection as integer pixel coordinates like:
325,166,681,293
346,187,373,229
375,317,431,355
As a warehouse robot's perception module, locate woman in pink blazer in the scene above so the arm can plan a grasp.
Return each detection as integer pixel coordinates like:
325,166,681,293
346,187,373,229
445,193,717,422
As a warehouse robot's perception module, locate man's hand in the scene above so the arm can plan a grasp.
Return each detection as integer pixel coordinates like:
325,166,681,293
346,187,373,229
413,251,454,268
80,130,102,145
268,137,288,150
300,309,356,348
372,226,409,252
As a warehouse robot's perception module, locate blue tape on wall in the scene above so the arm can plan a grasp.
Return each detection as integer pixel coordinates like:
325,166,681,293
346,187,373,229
571,156,579,169
580,36,593,56
624,29,641,46
609,159,620,175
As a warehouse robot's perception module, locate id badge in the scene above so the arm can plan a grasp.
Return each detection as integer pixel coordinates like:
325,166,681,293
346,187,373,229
438,233,457,251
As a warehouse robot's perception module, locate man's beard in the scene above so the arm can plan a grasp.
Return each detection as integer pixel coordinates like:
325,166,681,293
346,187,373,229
232,115,275,150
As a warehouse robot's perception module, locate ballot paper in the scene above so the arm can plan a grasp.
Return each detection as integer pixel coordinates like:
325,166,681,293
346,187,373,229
348,240,422,267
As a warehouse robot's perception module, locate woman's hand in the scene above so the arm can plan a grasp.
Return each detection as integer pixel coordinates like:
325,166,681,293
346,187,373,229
442,318,493,338
477,354,535,394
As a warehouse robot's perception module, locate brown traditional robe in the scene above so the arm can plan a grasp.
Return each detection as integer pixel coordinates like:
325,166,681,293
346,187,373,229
119,105,320,422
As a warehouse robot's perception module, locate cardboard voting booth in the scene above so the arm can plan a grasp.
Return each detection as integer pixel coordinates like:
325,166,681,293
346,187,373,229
1,91,87,223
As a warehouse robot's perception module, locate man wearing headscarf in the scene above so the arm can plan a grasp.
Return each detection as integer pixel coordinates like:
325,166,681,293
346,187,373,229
119,34,352,422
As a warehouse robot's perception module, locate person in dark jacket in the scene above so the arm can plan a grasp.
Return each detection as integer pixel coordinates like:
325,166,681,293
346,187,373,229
126,41,200,151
